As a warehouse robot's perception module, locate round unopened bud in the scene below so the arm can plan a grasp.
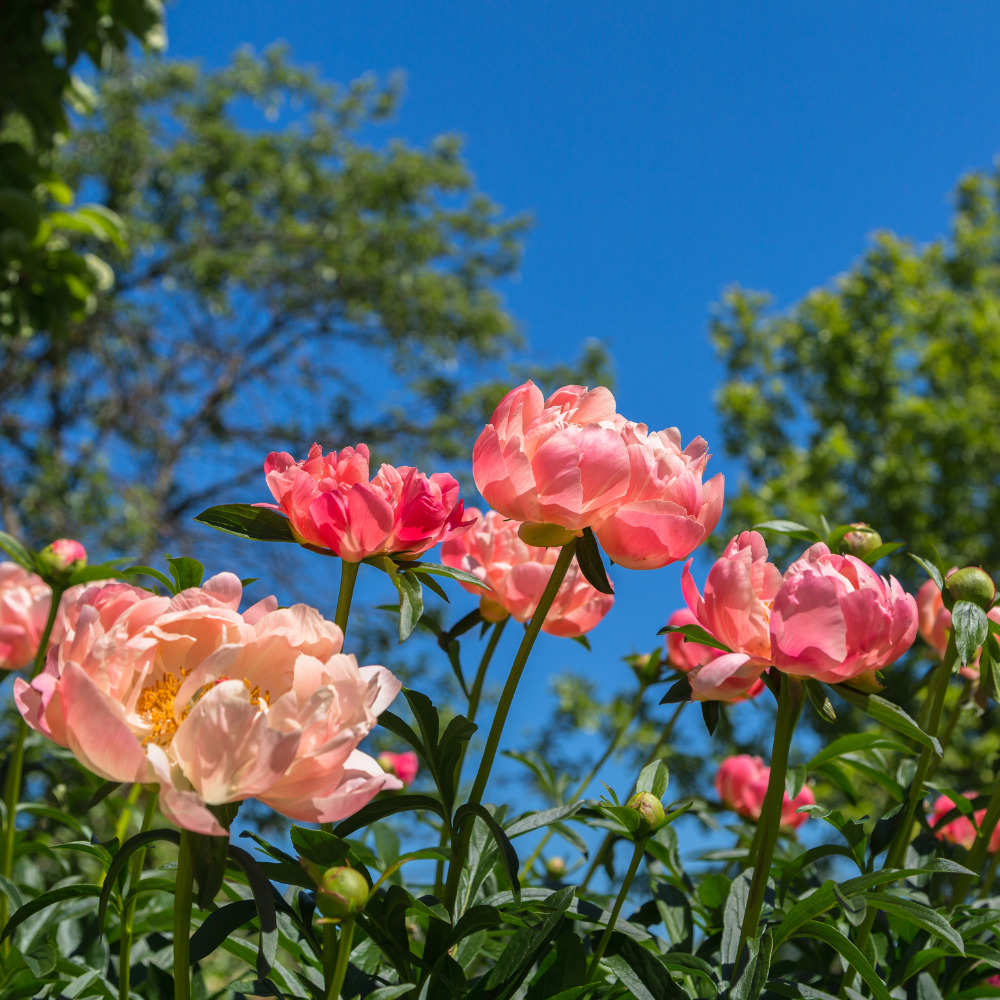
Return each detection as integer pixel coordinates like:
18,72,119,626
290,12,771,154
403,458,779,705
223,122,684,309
945,567,996,611
842,523,882,558
544,856,567,879
517,522,578,548
479,597,510,623
316,866,369,920
37,539,87,582
625,791,665,836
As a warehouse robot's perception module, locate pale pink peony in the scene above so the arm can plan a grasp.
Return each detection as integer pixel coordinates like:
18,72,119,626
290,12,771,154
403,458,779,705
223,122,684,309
592,422,724,570
472,382,632,532
440,508,613,637
679,531,783,701
770,543,917,685
0,563,52,671
930,792,1000,853
378,750,419,786
262,443,470,562
715,754,814,830
664,608,764,701
15,574,402,835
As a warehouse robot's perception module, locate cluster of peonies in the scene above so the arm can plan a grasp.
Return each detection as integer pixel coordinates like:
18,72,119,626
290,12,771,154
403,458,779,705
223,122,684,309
0,563,52,671
715,754,814,829
673,532,918,701
15,575,402,835
441,508,614,637
930,793,1000,853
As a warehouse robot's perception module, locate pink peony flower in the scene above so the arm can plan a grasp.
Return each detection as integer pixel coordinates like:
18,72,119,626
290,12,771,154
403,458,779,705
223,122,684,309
0,563,52,671
440,508,613,637
262,443,471,562
715,754,814,829
15,574,402,835
930,793,1000,853
679,531,783,701
378,750,419,786
592,422,724,570
770,543,918,685
664,607,764,701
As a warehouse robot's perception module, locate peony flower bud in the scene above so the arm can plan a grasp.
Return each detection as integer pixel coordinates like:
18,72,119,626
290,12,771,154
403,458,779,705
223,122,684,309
317,866,369,920
37,539,86,582
625,791,665,836
841,523,882,558
544,856,567,879
945,567,996,611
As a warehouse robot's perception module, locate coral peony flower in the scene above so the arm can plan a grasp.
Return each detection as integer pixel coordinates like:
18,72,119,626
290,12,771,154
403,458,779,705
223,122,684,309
679,531,783,701
770,543,918,685
930,792,1000,853
262,443,470,562
440,508,613,637
15,574,402,835
664,607,764,701
378,750,419,786
592,422,724,570
472,382,631,532
715,754,814,829
0,563,52,671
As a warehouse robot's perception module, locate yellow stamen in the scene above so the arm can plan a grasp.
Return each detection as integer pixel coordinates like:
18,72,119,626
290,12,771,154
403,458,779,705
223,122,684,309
244,678,271,708
136,673,185,746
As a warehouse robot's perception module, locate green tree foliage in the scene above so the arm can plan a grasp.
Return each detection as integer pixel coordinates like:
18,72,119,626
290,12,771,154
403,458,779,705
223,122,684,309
712,166,1000,574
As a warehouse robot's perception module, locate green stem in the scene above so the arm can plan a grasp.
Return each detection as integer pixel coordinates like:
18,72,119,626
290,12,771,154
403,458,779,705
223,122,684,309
0,585,62,939
578,701,686,893
735,673,803,968
980,845,1000,899
334,559,361,641
926,675,972,783
119,789,158,1000
444,541,576,911
954,774,1000,903
840,632,958,995
323,922,337,994
585,838,646,982
327,917,355,1000
173,829,195,1000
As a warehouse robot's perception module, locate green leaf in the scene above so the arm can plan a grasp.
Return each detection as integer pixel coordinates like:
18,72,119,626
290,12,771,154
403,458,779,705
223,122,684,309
454,803,521,897
402,560,491,590
862,891,964,955
165,554,205,591
830,685,942,756
394,569,424,643
190,898,257,965
656,622,733,653
227,844,279,978
794,921,891,1000
752,520,823,543
575,527,614,595
804,732,909,772
288,827,350,869
953,600,989,667
83,780,123,811
910,554,944,592
730,928,773,1000
701,701,720,736
0,531,35,572
122,564,177,593
636,760,669,799
506,803,584,838
602,933,686,1000
98,829,180,932
194,504,297,542
333,794,446,838
1,884,104,943
805,679,837,722
862,541,904,565
659,675,692,704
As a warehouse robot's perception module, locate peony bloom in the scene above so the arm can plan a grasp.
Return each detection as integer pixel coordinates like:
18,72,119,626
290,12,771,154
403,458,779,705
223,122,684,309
916,577,1000,680
930,793,1000,853
679,531,783,701
664,608,765,701
592,422,724,570
0,563,52,671
262,443,470,562
440,508,613,637
15,574,402,835
378,750,419,786
770,543,918,685
715,754,814,830
472,382,631,532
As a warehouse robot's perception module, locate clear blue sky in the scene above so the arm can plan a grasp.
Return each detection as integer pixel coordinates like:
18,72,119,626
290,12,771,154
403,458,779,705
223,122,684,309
166,1,1000,864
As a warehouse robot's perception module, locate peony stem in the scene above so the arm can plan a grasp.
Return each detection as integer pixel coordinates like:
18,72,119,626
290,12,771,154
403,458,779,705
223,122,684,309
334,559,361,641
173,829,195,1000
735,672,803,969
323,923,337,994
926,675,972,782
119,788,158,1000
0,585,63,939
327,917,355,1000
444,541,576,911
840,631,958,996
578,701,686,893
584,837,646,983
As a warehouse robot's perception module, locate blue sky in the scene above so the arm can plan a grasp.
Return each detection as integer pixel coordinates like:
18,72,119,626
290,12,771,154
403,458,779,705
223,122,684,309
165,1,1000,866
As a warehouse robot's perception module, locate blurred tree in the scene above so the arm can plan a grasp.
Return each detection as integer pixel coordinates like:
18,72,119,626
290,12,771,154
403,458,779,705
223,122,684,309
0,46,609,556
711,165,1000,575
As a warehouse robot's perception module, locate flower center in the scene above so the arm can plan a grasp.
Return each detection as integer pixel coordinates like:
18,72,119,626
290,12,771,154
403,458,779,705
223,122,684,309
136,672,185,746
244,678,271,708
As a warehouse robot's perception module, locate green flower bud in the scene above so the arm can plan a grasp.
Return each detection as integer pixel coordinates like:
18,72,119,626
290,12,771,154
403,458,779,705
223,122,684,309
842,523,882,558
316,866,369,920
517,522,579,547
544,856,567,879
625,791,665,836
945,566,996,611
37,539,87,583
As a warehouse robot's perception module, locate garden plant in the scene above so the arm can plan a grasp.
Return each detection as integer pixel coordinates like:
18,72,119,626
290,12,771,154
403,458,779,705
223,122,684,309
1,378,1000,1000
